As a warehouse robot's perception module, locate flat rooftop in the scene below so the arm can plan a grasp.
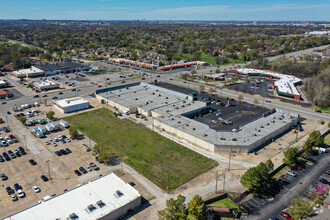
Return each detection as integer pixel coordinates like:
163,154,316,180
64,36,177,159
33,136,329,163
54,97,89,107
33,80,58,87
34,62,87,72
4,173,141,220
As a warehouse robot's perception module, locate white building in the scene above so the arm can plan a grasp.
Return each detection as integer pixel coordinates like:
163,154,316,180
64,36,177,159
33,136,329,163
4,173,141,220
53,97,90,113
33,80,60,91
13,66,44,78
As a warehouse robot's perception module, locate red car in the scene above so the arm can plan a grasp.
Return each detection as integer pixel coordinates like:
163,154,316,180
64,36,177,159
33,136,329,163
157,75,160,77
98,85,102,87
265,100,271,103
128,182,135,186
325,170,330,175
281,212,292,220
141,77,145,80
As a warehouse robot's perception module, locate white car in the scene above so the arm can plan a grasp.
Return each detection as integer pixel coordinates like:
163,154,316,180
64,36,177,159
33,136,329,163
17,189,25,198
33,186,40,193
54,137,59,142
10,193,18,201
86,165,92,171
285,170,297,177
44,141,50,145
83,146,91,152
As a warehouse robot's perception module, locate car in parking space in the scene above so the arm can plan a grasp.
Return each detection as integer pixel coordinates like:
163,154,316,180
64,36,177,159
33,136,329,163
55,151,62,156
285,170,297,177
65,138,71,143
42,94,48,97
72,88,76,91
1,173,8,181
6,186,14,195
86,165,92,171
7,111,11,115
33,186,40,193
33,95,39,98
281,212,292,220
52,96,58,99
59,149,67,155
320,178,329,184
51,142,58,147
45,141,50,145
58,92,63,95
14,183,22,191
54,137,59,142
2,152,10,161
74,170,82,176
83,146,91,152
90,162,100,170
41,175,49,182
17,189,25,198
65,148,72,154
18,147,26,155
1,102,6,104
128,182,135,186
29,159,37,165
10,193,18,201
60,139,66,144
79,167,87,174
8,150,16,159
0,156,4,162
325,170,330,175
14,149,21,157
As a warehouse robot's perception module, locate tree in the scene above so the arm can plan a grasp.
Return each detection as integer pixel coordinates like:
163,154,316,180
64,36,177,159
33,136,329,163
208,87,215,95
46,111,55,120
237,94,243,103
69,127,79,139
199,85,205,93
19,116,27,124
158,195,187,220
303,140,313,154
240,161,273,193
283,147,299,168
215,55,228,65
188,194,205,220
308,131,324,148
288,198,313,220
181,73,191,80
202,77,210,85
190,69,197,76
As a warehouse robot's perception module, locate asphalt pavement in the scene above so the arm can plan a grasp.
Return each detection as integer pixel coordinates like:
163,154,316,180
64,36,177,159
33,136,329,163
241,152,330,220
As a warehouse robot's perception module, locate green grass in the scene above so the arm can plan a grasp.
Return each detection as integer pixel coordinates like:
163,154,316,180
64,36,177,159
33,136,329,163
325,134,330,145
64,108,218,191
0,41,14,46
180,52,243,64
208,198,245,212
319,106,330,113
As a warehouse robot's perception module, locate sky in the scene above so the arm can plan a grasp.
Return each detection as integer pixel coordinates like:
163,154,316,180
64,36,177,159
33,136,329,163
1,0,330,21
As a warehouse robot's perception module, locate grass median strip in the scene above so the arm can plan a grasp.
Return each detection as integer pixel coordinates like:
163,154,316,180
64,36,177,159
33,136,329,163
65,108,218,191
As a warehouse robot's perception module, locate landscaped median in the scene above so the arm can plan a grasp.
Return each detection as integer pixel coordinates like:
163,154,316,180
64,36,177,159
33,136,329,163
64,108,218,191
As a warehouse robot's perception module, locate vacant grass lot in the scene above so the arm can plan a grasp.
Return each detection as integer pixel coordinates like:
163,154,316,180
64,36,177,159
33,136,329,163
181,52,243,64
65,108,218,191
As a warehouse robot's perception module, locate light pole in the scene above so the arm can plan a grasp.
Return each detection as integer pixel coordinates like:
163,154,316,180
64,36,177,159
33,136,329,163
46,160,51,180
215,171,218,194
23,135,27,151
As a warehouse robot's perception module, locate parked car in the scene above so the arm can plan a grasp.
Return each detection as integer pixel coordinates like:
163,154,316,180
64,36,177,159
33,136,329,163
55,151,62,156
79,167,87,174
83,146,91,152
90,162,100,170
86,165,92,171
17,189,25,198
6,186,14,195
1,173,8,181
281,212,292,220
14,183,22,191
41,175,49,182
65,148,72,154
29,159,37,165
285,170,297,177
33,186,40,193
10,193,18,201
74,170,81,176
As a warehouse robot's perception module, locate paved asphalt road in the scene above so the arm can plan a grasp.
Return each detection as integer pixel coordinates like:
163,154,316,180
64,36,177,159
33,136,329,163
241,153,330,220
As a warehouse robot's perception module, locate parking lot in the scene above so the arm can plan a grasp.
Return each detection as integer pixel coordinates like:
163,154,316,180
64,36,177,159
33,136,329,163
156,82,269,131
226,75,312,107
0,106,115,218
240,151,330,220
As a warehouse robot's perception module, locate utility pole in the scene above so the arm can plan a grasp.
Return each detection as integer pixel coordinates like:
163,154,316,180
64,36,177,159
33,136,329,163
5,115,9,129
46,160,51,180
23,135,27,151
121,161,123,176
215,171,218,194
228,147,232,172
296,131,298,142
223,173,226,193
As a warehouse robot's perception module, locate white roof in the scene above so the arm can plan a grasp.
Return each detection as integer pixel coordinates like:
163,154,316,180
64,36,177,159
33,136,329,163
5,173,141,220
0,80,7,84
54,97,89,108
33,80,58,87
18,66,44,74
237,68,302,96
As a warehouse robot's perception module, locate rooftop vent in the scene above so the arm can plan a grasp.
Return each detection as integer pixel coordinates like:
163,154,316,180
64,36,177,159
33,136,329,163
135,98,138,100
192,128,196,130
87,204,96,212
96,200,105,208
178,121,181,124
152,92,155,95
232,138,238,141
204,134,208,137
69,213,79,220
171,118,174,120
253,134,257,136
165,97,168,99
260,126,264,128
158,94,161,97
220,137,225,140
118,95,120,97
114,190,124,198
134,91,136,93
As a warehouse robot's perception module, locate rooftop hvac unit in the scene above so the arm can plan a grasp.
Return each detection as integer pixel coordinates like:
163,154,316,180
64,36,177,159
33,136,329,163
220,137,225,140
171,118,174,120
204,134,208,137
165,97,168,99
118,95,120,97
135,98,138,100
96,200,105,208
178,121,181,123
158,94,161,96
165,102,168,104
152,92,155,95
134,91,136,93
192,128,196,130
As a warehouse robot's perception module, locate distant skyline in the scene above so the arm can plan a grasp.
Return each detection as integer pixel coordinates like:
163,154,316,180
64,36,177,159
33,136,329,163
1,0,330,21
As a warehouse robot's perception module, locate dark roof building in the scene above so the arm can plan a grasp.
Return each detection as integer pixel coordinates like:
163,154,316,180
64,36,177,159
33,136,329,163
34,62,90,76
